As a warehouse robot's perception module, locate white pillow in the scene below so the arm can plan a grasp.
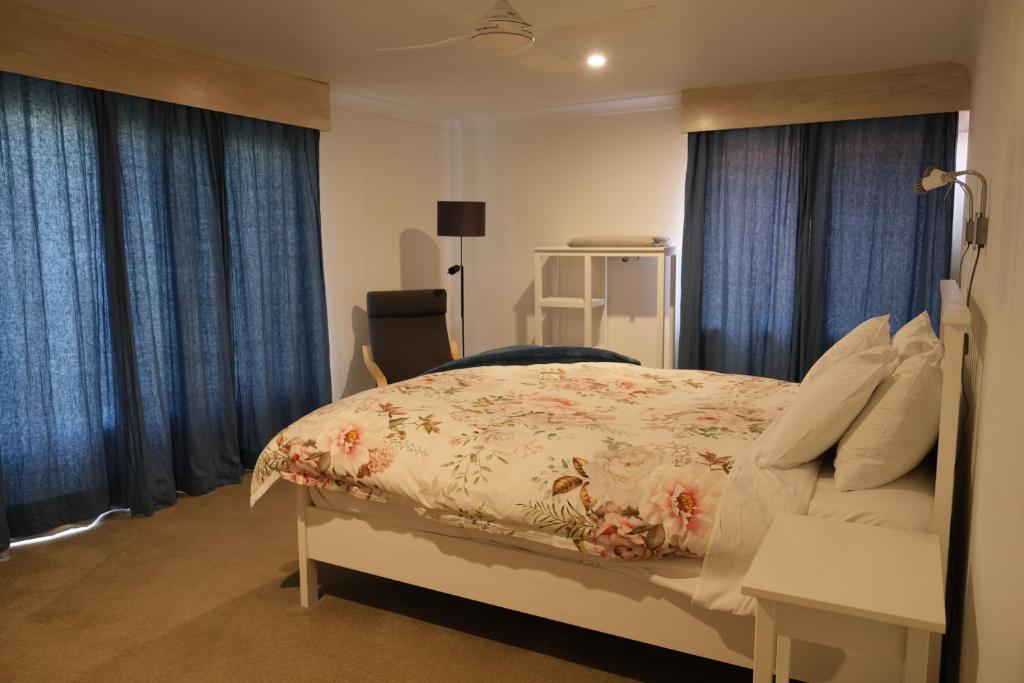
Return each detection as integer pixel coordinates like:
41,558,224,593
803,315,891,383
757,345,900,469
834,345,943,491
893,311,940,359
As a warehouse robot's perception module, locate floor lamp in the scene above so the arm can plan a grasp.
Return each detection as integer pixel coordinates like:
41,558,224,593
437,201,486,357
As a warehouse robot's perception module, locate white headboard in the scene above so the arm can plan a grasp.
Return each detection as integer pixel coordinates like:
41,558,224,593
934,279,971,584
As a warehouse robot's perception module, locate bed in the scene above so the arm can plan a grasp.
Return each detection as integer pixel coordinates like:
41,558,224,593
251,281,969,683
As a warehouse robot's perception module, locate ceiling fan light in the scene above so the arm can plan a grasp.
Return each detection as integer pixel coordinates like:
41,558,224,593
472,31,535,56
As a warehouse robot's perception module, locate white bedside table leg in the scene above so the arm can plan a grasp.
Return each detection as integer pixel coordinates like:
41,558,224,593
902,628,929,683
776,635,791,683
753,600,777,683
296,486,318,608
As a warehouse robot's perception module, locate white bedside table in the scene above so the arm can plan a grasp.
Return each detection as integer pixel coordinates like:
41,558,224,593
741,513,945,683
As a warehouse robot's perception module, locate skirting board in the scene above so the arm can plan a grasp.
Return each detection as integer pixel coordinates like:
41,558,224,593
298,487,903,682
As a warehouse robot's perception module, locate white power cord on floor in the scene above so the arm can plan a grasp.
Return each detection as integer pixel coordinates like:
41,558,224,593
8,508,130,551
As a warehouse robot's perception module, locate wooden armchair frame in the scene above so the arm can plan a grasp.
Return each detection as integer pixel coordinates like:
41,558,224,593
362,339,461,388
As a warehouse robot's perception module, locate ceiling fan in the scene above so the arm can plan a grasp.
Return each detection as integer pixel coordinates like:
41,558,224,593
378,0,660,73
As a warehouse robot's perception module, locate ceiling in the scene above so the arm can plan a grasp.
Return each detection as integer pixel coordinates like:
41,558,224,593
20,0,976,116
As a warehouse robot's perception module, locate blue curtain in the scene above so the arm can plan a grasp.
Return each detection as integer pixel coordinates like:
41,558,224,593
818,115,956,346
680,113,957,381
679,126,802,378
0,72,331,551
107,95,242,510
223,117,331,466
0,75,115,545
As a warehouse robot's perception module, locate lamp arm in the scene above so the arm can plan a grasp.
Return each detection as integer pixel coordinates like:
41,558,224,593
953,179,975,244
953,170,988,216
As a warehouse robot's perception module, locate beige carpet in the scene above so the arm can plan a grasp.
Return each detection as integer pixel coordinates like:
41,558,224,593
0,475,748,682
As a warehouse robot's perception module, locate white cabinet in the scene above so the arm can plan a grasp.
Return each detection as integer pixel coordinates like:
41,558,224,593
532,245,678,368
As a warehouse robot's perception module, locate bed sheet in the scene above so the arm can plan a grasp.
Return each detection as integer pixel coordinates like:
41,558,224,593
808,458,934,533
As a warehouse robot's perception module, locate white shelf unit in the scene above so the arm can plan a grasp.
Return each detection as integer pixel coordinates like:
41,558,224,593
533,245,679,369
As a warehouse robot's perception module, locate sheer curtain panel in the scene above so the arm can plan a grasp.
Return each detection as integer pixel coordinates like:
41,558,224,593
679,126,802,379
0,75,114,548
680,113,957,381
0,72,330,552
817,115,957,349
107,95,242,512
224,117,331,467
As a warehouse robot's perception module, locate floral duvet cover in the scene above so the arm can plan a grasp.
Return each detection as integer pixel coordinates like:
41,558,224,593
251,362,795,560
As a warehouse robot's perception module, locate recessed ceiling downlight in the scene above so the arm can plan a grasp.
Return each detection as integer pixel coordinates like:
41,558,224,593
587,54,607,68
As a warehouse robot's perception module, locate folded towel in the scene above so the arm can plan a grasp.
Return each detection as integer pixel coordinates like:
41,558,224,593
566,235,672,248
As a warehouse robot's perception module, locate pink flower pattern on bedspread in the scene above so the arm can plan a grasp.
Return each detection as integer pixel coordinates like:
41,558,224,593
251,363,794,560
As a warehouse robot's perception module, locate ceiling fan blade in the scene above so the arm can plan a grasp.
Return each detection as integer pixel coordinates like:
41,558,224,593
516,46,580,73
532,4,661,35
378,35,472,52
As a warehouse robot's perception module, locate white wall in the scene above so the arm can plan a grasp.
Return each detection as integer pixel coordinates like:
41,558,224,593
320,100,985,376
464,107,687,366
319,105,451,398
957,0,1024,680
318,104,687,396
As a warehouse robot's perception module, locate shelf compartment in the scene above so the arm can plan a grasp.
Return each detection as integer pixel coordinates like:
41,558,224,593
539,296,606,309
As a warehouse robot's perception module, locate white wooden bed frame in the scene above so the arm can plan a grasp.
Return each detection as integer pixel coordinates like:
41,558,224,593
292,280,970,682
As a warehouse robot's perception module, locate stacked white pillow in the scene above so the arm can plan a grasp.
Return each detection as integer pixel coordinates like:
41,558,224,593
802,315,891,383
892,311,942,358
833,312,943,491
757,330,900,469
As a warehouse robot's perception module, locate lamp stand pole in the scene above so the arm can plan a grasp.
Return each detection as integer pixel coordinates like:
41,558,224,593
459,235,465,356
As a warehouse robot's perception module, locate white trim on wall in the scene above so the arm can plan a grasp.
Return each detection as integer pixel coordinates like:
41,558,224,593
483,92,681,124
329,89,459,129
329,89,682,127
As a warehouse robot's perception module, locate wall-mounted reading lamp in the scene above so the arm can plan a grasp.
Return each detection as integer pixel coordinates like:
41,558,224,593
914,166,989,304
915,166,989,246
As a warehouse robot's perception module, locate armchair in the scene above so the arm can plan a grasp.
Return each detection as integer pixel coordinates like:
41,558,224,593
362,289,461,387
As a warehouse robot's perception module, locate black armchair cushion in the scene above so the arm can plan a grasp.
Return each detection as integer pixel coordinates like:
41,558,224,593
367,289,453,383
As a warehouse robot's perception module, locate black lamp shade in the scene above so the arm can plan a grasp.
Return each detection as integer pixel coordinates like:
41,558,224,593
437,201,486,237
